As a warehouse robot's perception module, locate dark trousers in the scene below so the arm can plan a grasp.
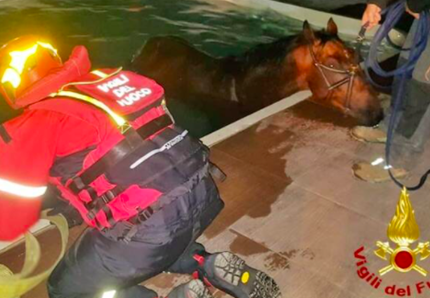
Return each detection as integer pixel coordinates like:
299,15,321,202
47,175,224,298
395,79,430,139
387,19,430,139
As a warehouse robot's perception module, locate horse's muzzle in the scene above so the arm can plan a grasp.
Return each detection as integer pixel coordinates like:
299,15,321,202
358,106,384,127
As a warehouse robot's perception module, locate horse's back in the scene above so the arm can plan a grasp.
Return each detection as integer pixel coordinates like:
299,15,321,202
132,36,226,99
133,36,196,61
131,36,210,77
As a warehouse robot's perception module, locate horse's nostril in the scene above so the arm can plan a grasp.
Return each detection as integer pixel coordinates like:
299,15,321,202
363,108,384,127
354,104,384,127
376,109,384,123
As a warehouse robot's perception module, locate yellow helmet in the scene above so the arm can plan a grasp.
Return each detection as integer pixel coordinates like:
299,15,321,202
0,36,62,109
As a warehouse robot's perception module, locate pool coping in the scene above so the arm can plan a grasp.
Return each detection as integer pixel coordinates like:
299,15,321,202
202,91,312,146
223,0,406,47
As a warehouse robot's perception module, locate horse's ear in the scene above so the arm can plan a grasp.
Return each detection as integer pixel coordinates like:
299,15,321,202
303,20,315,42
326,18,338,36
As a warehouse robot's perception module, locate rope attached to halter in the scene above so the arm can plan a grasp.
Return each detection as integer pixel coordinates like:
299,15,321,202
363,0,430,191
354,22,369,59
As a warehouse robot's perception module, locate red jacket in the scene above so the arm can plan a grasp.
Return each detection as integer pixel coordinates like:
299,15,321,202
0,47,113,240
0,46,206,241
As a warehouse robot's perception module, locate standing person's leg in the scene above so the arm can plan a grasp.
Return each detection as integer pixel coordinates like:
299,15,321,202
352,19,430,181
393,26,430,141
388,79,430,169
351,22,418,143
386,19,430,170
353,18,430,140
350,19,419,143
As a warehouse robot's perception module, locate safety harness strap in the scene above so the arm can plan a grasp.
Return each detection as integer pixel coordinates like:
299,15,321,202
53,90,129,129
119,204,157,243
87,185,156,233
209,162,227,182
95,163,211,242
86,186,125,221
69,114,172,194
0,125,11,143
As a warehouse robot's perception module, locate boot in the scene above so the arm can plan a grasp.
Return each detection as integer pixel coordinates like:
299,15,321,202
168,243,209,275
353,161,408,183
196,252,281,298
350,126,387,143
166,280,213,298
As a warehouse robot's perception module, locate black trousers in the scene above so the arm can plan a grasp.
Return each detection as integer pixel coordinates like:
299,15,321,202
395,79,430,139
389,19,430,139
47,175,224,298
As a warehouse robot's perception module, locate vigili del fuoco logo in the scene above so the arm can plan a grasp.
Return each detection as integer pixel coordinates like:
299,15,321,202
354,188,430,296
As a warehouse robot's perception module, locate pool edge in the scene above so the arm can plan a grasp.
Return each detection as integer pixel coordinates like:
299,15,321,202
202,90,312,147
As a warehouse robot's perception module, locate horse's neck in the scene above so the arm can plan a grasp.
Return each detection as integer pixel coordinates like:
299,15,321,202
231,45,303,107
256,61,301,100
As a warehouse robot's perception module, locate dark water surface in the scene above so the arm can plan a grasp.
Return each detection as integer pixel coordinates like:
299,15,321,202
0,0,305,67
0,0,308,136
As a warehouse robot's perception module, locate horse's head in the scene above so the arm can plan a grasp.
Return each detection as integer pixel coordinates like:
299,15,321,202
296,19,382,126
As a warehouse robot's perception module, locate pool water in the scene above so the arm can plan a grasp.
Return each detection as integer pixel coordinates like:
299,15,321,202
0,0,306,136
0,0,305,67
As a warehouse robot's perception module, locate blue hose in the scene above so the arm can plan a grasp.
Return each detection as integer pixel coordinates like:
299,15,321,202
364,0,430,190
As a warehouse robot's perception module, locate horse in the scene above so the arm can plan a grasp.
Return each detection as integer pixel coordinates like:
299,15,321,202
131,18,383,131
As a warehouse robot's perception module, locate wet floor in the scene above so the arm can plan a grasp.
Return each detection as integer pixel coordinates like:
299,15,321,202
3,100,430,298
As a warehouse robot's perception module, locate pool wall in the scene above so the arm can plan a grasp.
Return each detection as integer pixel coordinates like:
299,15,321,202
222,0,405,46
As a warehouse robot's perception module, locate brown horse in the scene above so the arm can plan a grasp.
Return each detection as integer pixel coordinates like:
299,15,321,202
131,19,382,129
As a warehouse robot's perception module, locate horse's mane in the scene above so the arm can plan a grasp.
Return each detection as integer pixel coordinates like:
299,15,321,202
225,30,336,68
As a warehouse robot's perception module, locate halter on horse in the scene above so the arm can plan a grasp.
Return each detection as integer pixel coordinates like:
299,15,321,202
308,43,360,112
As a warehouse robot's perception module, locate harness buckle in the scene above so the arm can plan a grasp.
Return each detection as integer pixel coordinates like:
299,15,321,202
350,65,359,73
87,210,97,221
0,125,12,144
209,162,227,182
70,176,85,194
137,206,154,222
86,190,117,221
100,190,116,204
121,224,138,244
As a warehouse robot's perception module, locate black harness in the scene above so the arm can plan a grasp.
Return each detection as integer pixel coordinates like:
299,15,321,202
0,92,22,143
0,125,11,143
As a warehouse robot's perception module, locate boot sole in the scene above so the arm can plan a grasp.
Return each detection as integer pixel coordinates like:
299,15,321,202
212,252,281,298
350,131,387,144
188,280,214,298
352,162,409,183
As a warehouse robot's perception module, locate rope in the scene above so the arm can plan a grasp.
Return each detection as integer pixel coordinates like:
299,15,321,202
0,211,69,298
363,0,430,190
